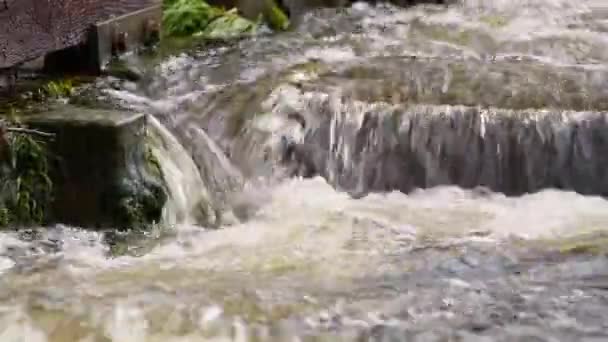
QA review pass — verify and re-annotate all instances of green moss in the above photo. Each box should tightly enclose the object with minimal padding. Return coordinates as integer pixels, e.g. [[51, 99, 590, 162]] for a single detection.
[[163, 0, 258, 38], [162, 0, 291, 39], [201, 9, 259, 38], [263, 0, 290, 31], [0, 78, 83, 117], [42, 79, 75, 99], [117, 196, 146, 228], [99, 142, 167, 231], [163, 0, 222, 37], [111, 176, 167, 231]]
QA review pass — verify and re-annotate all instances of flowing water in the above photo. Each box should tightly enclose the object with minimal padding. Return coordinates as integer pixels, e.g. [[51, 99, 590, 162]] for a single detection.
[[3, 0, 608, 340]]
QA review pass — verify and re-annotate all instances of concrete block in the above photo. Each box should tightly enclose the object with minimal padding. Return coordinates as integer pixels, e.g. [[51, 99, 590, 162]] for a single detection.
[[24, 106, 166, 229]]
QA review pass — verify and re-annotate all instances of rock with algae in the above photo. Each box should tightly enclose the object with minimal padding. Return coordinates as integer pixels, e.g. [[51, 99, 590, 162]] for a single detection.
[[19, 105, 168, 230]]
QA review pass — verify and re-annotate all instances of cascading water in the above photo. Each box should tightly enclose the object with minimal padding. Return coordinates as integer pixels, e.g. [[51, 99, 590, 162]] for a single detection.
[[145, 115, 218, 226], [272, 85, 608, 197], [2, 0, 608, 341]]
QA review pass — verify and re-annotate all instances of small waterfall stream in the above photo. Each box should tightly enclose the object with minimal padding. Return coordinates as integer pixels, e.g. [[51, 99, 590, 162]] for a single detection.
[[272, 86, 608, 197], [147, 114, 249, 227], [2, 0, 608, 340], [145, 116, 217, 226]]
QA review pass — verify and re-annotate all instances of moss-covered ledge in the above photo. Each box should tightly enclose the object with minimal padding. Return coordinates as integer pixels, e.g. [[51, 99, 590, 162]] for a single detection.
[[15, 105, 168, 230]]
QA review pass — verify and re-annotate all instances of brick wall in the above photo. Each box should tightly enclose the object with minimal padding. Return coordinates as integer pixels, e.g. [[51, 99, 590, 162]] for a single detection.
[[0, 0, 157, 69]]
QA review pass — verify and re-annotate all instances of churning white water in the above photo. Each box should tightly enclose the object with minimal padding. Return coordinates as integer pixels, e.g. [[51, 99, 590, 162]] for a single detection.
[[2, 177, 608, 340]]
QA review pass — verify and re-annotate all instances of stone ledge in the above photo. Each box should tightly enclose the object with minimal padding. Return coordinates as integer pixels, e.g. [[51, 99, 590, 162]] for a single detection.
[[23, 105, 166, 229]]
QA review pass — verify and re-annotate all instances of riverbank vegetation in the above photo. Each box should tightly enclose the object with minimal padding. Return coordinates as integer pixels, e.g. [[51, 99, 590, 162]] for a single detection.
[[0, 117, 54, 228], [0, 0, 290, 229], [0, 78, 79, 228], [162, 0, 289, 37]]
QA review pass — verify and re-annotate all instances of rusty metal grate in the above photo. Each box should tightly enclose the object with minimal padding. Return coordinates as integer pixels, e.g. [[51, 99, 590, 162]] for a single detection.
[[0, 0, 157, 69]]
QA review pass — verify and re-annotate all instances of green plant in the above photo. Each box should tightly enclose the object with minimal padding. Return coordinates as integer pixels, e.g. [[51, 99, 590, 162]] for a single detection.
[[0, 130, 53, 227], [263, 0, 290, 31], [163, 0, 178, 9], [42, 79, 74, 98], [162, 0, 271, 38], [162, 0, 224, 37], [202, 8, 259, 38]]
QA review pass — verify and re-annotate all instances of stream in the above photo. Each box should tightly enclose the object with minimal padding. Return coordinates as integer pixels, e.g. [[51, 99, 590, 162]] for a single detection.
[[2, 0, 608, 340]]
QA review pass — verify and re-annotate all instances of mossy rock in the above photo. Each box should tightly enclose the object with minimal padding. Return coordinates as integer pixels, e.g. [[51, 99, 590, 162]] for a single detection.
[[107, 175, 167, 230], [20, 105, 169, 230]]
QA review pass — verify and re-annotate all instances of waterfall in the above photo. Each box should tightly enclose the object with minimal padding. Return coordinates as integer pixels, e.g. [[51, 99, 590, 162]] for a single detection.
[[145, 115, 249, 227], [272, 86, 608, 197], [145, 116, 216, 226]]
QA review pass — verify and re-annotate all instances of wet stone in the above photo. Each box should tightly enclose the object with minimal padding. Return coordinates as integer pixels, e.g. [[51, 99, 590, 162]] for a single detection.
[[23, 105, 167, 229]]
